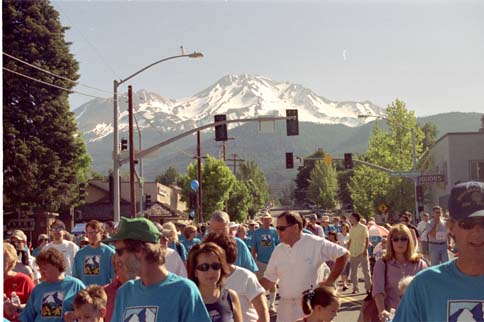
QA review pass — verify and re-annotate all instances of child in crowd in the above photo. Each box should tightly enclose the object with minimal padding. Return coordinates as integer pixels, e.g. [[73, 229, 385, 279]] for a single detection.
[[296, 286, 340, 322], [73, 285, 107, 322]]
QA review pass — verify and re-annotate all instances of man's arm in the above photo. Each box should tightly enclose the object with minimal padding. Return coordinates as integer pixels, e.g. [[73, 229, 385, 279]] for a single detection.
[[320, 251, 350, 286], [260, 277, 276, 291], [251, 245, 257, 260]]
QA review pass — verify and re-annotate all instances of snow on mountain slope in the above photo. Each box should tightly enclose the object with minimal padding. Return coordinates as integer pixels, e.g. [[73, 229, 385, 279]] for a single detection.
[[74, 74, 385, 143]]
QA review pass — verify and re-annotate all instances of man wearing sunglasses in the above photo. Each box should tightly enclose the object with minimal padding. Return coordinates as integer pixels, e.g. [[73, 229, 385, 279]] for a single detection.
[[260, 211, 350, 322], [106, 217, 211, 322], [393, 181, 484, 322]]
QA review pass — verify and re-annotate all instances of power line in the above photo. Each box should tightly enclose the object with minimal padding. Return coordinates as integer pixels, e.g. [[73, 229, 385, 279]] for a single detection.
[[3, 52, 112, 94], [3, 67, 104, 99]]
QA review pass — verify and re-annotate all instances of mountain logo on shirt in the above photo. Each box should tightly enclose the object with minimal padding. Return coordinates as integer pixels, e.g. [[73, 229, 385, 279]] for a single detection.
[[448, 300, 483, 322], [123, 306, 158, 322], [41, 291, 64, 317], [84, 255, 100, 275], [261, 234, 273, 247]]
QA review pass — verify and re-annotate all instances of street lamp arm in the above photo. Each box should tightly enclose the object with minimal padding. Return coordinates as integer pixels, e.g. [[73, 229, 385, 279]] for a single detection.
[[121, 116, 288, 164], [118, 52, 204, 86]]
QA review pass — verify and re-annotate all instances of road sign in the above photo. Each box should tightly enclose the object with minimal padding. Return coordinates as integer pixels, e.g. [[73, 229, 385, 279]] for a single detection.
[[378, 203, 389, 213], [324, 154, 333, 166], [390, 171, 420, 177], [417, 174, 445, 184]]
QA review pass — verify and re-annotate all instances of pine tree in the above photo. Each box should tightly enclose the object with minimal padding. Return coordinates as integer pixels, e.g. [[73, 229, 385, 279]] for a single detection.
[[3, 0, 91, 212]]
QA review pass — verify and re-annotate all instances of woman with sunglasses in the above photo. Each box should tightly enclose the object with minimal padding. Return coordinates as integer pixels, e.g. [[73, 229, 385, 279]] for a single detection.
[[188, 242, 243, 322], [372, 224, 427, 322]]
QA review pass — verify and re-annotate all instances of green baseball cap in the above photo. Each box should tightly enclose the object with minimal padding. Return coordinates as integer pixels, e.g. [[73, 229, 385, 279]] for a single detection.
[[104, 217, 160, 243]]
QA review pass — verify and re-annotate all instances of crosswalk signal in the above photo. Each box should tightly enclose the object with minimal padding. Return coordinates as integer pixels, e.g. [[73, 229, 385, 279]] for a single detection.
[[189, 192, 198, 210], [344, 153, 353, 169], [416, 185, 424, 203], [286, 109, 299, 136], [121, 138, 128, 151], [214, 114, 228, 141], [79, 183, 86, 201], [286, 152, 294, 169]]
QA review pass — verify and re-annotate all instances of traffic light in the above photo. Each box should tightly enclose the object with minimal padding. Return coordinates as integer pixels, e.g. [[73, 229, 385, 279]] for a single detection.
[[344, 153, 353, 169], [286, 109, 299, 136], [286, 152, 294, 169], [189, 192, 198, 210], [416, 185, 424, 203], [214, 114, 228, 141], [121, 138, 128, 151], [79, 183, 86, 201]]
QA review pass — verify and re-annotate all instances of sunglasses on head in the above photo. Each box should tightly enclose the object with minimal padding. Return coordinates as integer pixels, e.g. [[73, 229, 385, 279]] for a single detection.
[[391, 237, 409, 242], [276, 223, 295, 232], [196, 262, 222, 272], [457, 218, 484, 230]]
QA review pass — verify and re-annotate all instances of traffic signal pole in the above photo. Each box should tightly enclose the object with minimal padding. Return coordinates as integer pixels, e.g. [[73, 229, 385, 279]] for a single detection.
[[128, 86, 136, 217], [197, 131, 203, 223]]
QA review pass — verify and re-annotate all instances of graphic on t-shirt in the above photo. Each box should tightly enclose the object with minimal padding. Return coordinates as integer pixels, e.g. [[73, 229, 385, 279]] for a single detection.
[[41, 291, 64, 318], [261, 234, 273, 247], [208, 309, 223, 322], [84, 255, 100, 275], [123, 306, 158, 322], [448, 300, 483, 322]]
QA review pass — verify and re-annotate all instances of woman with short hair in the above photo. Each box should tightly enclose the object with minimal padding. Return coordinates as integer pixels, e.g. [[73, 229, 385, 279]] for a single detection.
[[181, 224, 202, 253], [163, 222, 188, 262]]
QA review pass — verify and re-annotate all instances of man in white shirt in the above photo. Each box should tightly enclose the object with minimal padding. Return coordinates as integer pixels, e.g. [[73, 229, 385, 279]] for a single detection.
[[43, 220, 79, 275], [417, 212, 430, 262], [427, 205, 450, 266], [260, 211, 350, 322]]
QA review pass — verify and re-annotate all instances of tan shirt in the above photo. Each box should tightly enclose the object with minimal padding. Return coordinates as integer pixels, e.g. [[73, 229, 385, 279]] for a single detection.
[[349, 223, 368, 257]]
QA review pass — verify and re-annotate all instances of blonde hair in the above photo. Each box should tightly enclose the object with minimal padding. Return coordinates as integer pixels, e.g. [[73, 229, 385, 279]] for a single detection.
[[183, 225, 198, 239], [163, 222, 179, 243], [3, 242, 18, 272], [73, 285, 107, 312], [384, 224, 421, 263]]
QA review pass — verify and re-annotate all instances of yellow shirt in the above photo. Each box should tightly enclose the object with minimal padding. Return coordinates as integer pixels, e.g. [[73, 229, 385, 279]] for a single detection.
[[349, 223, 368, 257]]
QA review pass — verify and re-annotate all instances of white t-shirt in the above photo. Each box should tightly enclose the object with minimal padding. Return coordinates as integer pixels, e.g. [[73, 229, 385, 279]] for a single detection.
[[165, 248, 187, 277], [225, 266, 265, 322], [417, 220, 429, 241], [43, 240, 79, 275], [337, 233, 350, 248]]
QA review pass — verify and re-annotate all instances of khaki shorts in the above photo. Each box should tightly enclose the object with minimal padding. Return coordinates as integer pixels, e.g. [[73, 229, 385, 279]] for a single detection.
[[255, 260, 268, 280]]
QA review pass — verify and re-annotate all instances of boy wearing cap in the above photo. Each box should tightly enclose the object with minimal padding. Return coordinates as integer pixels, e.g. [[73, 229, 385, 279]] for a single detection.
[[32, 234, 49, 257], [394, 181, 484, 322], [44, 220, 79, 276], [107, 217, 211, 322]]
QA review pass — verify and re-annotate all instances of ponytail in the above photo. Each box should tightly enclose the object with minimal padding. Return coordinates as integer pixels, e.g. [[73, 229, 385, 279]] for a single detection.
[[301, 286, 339, 316]]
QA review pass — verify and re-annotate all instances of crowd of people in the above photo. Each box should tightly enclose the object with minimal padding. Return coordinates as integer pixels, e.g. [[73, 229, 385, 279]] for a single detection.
[[3, 180, 483, 322]]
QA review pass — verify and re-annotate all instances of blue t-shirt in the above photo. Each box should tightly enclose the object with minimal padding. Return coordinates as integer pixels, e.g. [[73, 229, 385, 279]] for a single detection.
[[322, 224, 336, 236], [180, 237, 201, 253], [234, 237, 258, 272], [303, 228, 314, 235], [19, 275, 85, 322], [393, 259, 484, 322], [111, 273, 211, 322], [169, 241, 188, 261], [251, 227, 279, 264], [73, 243, 115, 286]]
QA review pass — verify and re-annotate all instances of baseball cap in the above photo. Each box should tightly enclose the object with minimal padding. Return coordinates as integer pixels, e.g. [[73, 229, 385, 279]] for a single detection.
[[104, 217, 160, 243], [38, 234, 49, 241], [51, 221, 66, 230], [11, 230, 27, 242], [448, 181, 484, 221]]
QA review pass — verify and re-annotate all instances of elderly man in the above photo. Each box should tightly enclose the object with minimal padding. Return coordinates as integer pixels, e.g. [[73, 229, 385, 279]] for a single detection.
[[43, 220, 79, 276], [73, 220, 115, 286], [307, 214, 324, 237], [394, 181, 484, 322], [106, 217, 210, 322], [210, 210, 259, 272], [260, 211, 350, 322], [427, 205, 450, 266]]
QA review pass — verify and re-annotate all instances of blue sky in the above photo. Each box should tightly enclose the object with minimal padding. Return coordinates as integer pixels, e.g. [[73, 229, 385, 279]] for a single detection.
[[52, 0, 484, 116]]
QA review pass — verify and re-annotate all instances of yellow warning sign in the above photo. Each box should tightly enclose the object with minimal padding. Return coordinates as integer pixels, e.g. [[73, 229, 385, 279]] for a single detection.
[[378, 203, 389, 213]]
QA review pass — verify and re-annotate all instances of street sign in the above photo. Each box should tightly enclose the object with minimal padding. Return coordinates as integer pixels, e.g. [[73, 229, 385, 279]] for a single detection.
[[378, 203, 389, 213], [417, 174, 445, 184], [390, 171, 420, 177]]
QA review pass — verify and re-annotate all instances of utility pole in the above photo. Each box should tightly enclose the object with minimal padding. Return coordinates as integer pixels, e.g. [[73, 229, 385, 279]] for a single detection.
[[197, 131, 203, 223], [226, 154, 245, 175], [128, 86, 136, 217]]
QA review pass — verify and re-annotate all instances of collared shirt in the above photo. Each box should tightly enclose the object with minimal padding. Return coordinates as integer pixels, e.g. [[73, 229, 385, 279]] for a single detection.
[[264, 233, 348, 299], [349, 223, 368, 257]]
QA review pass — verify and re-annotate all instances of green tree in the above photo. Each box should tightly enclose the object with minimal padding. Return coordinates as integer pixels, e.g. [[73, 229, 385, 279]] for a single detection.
[[181, 156, 237, 221], [348, 99, 424, 217], [227, 180, 251, 222], [155, 166, 180, 186], [307, 161, 338, 209], [238, 160, 270, 218], [3, 0, 91, 212], [294, 148, 326, 205]]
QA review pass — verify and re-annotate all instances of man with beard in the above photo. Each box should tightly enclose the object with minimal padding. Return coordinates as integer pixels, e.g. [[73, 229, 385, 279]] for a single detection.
[[73, 220, 115, 285], [44, 220, 79, 276], [106, 217, 210, 322], [393, 181, 484, 322]]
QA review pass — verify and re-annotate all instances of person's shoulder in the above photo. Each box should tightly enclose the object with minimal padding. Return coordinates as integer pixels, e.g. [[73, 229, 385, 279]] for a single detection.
[[233, 265, 256, 279], [63, 275, 85, 287], [100, 243, 115, 252]]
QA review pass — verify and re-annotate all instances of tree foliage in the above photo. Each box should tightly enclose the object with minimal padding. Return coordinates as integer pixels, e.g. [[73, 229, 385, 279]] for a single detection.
[[237, 160, 271, 218], [3, 0, 91, 212], [294, 148, 326, 205], [227, 180, 251, 222], [155, 166, 180, 186], [348, 99, 424, 217], [307, 161, 338, 209]]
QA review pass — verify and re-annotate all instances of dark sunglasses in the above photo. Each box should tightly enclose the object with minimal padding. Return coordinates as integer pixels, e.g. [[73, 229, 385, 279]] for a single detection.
[[276, 223, 295, 232], [391, 237, 409, 242], [50, 227, 64, 232], [115, 247, 127, 256], [196, 262, 222, 272], [458, 219, 484, 230]]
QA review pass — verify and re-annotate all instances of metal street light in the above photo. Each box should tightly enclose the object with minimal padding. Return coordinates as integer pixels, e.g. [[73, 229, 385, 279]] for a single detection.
[[358, 114, 419, 221], [113, 51, 204, 222]]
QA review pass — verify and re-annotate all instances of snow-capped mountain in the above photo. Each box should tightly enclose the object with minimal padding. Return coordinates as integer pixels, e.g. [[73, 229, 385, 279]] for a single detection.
[[74, 74, 385, 143]]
